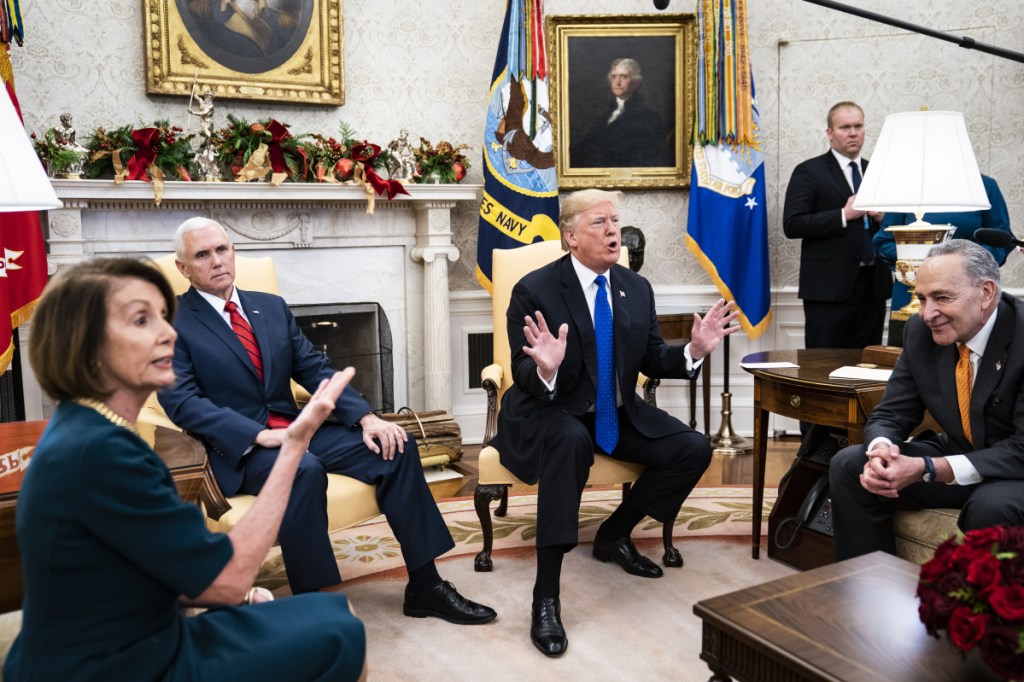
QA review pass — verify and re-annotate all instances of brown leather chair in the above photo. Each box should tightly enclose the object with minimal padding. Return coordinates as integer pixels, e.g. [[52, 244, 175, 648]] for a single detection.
[[473, 240, 681, 572]]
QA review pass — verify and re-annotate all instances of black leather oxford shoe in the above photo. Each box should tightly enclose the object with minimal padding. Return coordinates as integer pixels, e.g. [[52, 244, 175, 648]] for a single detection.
[[403, 580, 497, 624], [531, 597, 567, 657], [592, 535, 664, 578]]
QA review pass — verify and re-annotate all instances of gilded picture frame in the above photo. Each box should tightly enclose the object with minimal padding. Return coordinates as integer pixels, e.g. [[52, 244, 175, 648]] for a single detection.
[[547, 13, 695, 189], [143, 0, 344, 106]]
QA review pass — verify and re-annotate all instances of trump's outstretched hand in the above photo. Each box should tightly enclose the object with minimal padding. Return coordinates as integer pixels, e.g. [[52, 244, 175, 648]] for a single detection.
[[522, 311, 567, 384], [689, 299, 740, 360]]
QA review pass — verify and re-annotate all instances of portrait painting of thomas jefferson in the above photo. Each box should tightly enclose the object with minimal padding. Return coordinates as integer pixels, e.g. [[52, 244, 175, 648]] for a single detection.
[[566, 35, 677, 170], [176, 0, 314, 74]]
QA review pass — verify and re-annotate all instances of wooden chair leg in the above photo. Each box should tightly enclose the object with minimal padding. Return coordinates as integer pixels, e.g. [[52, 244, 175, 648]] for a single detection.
[[662, 512, 683, 567], [474, 484, 509, 572], [495, 485, 509, 517]]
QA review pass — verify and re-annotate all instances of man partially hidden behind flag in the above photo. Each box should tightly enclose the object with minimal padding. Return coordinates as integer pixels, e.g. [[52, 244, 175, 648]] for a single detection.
[[0, 17, 49, 374], [477, 0, 560, 292], [686, 0, 771, 338]]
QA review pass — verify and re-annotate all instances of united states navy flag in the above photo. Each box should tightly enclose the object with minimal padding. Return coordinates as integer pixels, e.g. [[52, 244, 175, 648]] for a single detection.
[[685, 0, 771, 338], [477, 0, 560, 293]]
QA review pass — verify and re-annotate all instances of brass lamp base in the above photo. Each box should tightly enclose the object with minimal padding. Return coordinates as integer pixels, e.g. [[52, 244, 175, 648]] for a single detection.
[[710, 392, 752, 456], [888, 223, 956, 319]]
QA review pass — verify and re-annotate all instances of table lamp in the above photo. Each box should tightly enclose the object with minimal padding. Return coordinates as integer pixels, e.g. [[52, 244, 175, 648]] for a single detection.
[[853, 110, 988, 320], [0, 86, 62, 211]]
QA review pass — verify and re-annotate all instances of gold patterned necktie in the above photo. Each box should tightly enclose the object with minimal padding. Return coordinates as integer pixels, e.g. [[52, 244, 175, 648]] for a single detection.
[[956, 343, 973, 445]]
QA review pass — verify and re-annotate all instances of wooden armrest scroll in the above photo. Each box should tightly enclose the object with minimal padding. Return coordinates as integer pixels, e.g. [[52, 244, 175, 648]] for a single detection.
[[200, 458, 232, 521]]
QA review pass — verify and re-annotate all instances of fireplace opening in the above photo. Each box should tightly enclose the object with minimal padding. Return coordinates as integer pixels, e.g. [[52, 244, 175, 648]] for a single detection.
[[291, 303, 394, 413]]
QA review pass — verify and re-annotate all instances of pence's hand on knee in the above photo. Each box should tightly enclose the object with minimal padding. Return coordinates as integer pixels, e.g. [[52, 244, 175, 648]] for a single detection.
[[359, 412, 407, 460]]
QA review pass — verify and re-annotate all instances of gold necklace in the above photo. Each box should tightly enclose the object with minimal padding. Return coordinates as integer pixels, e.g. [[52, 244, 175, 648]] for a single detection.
[[73, 398, 140, 437]]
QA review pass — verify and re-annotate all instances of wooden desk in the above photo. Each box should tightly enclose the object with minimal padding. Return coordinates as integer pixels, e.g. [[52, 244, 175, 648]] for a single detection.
[[0, 420, 206, 613], [656, 313, 712, 435], [741, 350, 889, 564], [694, 551, 999, 681]]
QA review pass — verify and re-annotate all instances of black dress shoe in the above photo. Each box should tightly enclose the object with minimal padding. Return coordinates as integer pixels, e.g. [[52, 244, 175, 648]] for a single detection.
[[592, 535, 663, 578], [403, 580, 497, 624], [531, 597, 567, 657]]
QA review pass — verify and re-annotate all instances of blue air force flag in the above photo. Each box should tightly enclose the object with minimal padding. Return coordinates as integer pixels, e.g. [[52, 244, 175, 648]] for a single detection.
[[686, 101, 772, 338]]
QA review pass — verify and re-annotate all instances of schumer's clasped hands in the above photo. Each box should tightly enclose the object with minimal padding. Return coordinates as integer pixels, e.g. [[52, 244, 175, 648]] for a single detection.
[[859, 442, 925, 497]]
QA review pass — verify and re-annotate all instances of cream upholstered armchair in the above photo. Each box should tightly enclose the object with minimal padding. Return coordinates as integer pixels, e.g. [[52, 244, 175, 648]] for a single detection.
[[473, 240, 681, 572], [141, 253, 381, 534]]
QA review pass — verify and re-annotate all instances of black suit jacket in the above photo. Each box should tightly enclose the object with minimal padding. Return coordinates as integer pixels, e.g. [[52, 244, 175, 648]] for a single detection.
[[491, 255, 698, 483], [782, 151, 891, 303], [865, 293, 1024, 478]]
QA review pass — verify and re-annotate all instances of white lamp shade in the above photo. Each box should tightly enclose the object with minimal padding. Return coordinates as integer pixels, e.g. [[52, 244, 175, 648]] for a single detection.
[[852, 110, 989, 214], [0, 86, 62, 212]]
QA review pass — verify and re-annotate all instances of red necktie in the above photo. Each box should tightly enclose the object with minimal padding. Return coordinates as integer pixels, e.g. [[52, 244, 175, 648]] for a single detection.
[[224, 301, 291, 429]]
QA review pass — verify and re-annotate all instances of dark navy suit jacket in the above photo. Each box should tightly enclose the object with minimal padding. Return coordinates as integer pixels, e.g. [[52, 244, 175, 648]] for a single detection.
[[158, 287, 372, 496], [491, 255, 698, 484]]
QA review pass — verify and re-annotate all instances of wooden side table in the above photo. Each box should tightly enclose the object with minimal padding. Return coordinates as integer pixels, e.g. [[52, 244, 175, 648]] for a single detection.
[[0, 420, 206, 613], [656, 313, 712, 435], [741, 349, 888, 569]]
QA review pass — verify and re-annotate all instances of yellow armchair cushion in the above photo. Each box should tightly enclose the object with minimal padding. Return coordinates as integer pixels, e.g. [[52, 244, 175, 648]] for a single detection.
[[477, 445, 644, 487], [206, 475, 381, 535]]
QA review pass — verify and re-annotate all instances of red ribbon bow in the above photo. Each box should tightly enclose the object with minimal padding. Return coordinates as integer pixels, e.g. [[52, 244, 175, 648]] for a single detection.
[[351, 141, 409, 199], [127, 127, 160, 181], [265, 119, 291, 174]]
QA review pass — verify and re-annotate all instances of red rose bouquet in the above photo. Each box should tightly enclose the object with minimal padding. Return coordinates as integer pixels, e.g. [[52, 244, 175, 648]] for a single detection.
[[918, 525, 1024, 679]]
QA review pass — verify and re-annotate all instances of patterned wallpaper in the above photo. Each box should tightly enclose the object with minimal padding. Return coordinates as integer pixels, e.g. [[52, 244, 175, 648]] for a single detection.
[[9, 0, 1024, 294]]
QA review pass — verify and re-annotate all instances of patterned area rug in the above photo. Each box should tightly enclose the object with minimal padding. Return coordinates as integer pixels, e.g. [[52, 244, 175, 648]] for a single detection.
[[255, 487, 776, 591]]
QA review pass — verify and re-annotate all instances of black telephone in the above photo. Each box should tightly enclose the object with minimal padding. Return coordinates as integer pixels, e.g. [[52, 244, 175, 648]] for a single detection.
[[774, 475, 834, 550], [796, 476, 833, 536]]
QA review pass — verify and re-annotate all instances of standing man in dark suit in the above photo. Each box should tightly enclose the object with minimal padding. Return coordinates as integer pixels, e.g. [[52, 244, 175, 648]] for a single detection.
[[158, 218, 496, 625], [783, 101, 891, 349], [491, 189, 738, 656], [830, 240, 1024, 560]]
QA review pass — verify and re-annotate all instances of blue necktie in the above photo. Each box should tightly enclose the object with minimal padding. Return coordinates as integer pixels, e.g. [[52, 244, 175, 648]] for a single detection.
[[849, 161, 874, 264], [594, 275, 618, 453]]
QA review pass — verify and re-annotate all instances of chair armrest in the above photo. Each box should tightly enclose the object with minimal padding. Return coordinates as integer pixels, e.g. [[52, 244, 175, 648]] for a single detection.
[[201, 458, 233, 521], [640, 373, 660, 406], [291, 380, 311, 408], [481, 363, 504, 445]]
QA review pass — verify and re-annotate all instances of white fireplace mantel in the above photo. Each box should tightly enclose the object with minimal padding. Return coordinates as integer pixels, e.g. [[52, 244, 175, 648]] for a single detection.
[[34, 179, 483, 417]]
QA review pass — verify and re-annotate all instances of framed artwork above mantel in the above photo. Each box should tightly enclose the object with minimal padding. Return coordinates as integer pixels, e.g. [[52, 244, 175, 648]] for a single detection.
[[143, 0, 345, 106]]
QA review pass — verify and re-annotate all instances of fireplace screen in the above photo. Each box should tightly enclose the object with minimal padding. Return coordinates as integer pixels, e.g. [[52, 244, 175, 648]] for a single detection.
[[291, 303, 394, 413]]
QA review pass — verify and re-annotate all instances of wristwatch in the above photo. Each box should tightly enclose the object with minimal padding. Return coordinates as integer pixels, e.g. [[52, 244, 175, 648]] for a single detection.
[[922, 455, 936, 483]]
